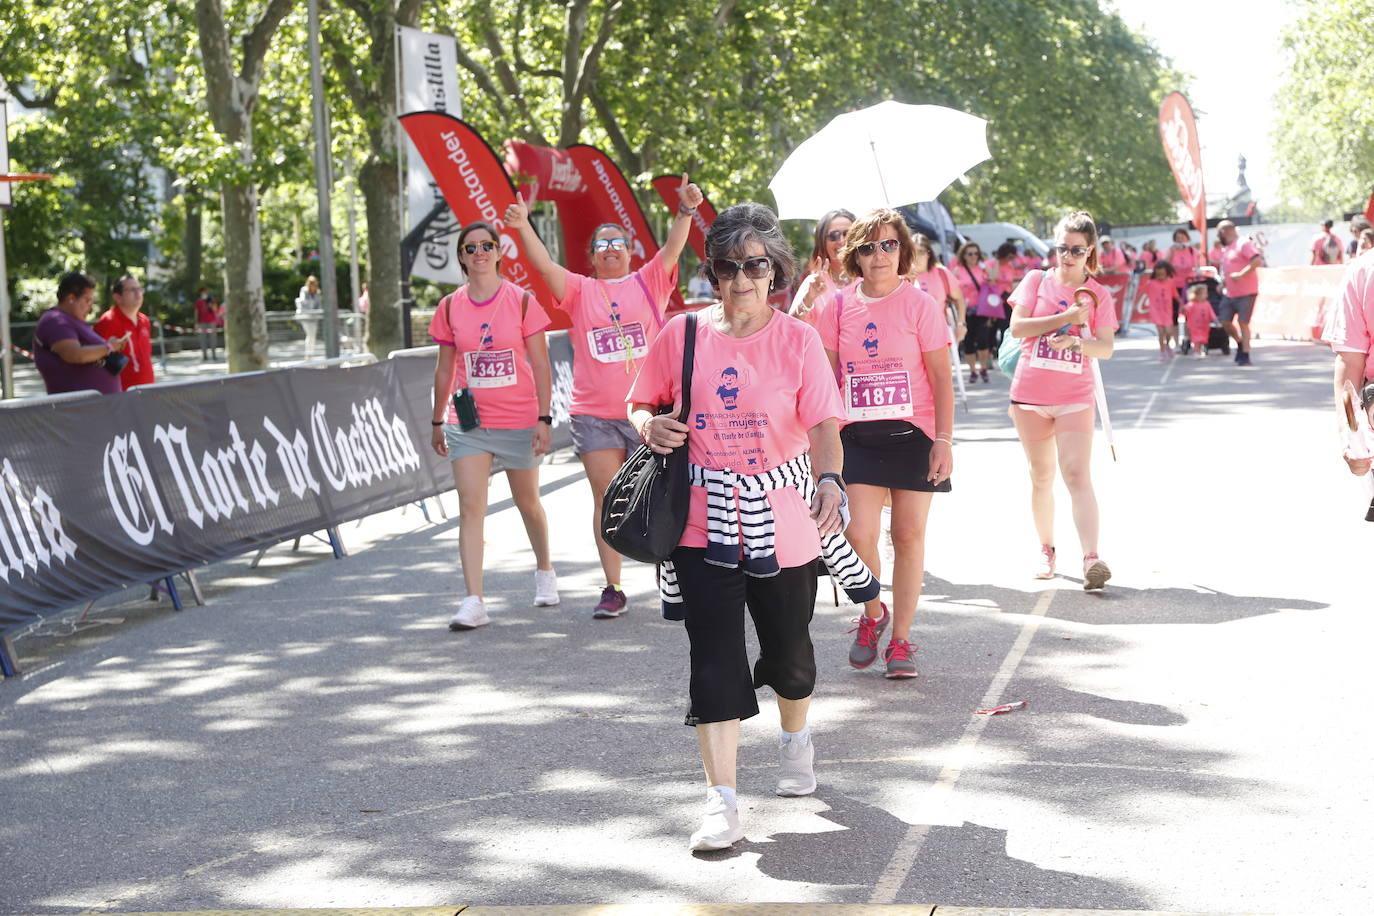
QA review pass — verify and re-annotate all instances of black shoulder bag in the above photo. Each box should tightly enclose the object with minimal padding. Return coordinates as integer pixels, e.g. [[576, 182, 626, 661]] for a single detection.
[[600, 311, 697, 563]]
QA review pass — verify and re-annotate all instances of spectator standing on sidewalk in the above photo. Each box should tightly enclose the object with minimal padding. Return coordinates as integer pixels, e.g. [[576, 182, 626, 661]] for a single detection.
[[194, 286, 222, 361], [93, 274, 155, 390], [1311, 219, 1345, 266], [1214, 220, 1263, 366], [428, 222, 558, 631], [32, 271, 128, 396], [504, 174, 703, 620]]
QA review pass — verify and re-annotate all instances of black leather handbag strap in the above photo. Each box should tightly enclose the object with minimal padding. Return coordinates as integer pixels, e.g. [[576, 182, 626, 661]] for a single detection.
[[676, 311, 697, 423]]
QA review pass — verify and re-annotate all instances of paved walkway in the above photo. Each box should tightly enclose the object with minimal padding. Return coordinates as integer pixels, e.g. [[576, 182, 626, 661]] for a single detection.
[[2, 333, 1363, 915]]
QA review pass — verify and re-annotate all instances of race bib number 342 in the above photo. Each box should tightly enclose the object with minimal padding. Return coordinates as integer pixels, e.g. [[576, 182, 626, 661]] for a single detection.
[[846, 370, 912, 421], [464, 348, 518, 388]]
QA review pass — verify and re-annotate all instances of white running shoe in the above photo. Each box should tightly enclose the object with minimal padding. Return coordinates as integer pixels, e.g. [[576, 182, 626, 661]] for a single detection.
[[533, 568, 560, 606], [776, 737, 817, 797], [688, 788, 743, 851], [448, 595, 490, 630]]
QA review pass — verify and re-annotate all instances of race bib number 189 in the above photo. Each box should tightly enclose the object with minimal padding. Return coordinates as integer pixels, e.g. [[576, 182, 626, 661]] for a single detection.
[[588, 322, 649, 363]]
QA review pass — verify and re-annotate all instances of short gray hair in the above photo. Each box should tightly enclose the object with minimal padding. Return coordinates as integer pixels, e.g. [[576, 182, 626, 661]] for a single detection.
[[702, 202, 798, 293]]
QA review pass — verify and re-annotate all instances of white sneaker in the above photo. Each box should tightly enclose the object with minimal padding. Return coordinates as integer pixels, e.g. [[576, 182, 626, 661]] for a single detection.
[[533, 568, 560, 606], [776, 737, 817, 797], [447, 595, 490, 630], [688, 788, 743, 851]]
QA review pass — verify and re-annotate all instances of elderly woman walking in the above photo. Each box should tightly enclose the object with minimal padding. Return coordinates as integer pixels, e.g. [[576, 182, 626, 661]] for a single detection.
[[629, 202, 876, 851]]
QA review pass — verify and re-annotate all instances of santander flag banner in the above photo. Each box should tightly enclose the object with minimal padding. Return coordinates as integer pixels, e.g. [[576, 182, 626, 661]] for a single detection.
[[504, 140, 604, 286], [1158, 92, 1207, 249], [397, 112, 556, 318], [397, 26, 462, 285], [652, 174, 716, 262]]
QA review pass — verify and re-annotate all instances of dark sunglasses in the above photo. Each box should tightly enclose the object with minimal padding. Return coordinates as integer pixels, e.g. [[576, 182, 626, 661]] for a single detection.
[[462, 240, 498, 254], [825, 229, 847, 242], [1054, 245, 1091, 258], [856, 238, 902, 257], [593, 238, 629, 252], [711, 256, 772, 281]]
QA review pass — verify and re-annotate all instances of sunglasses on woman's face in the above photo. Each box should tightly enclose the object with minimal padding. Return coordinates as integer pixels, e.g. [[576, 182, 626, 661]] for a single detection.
[[825, 229, 847, 242], [593, 238, 629, 252], [462, 240, 498, 254], [711, 256, 772, 281], [856, 238, 901, 257], [1054, 245, 1091, 258], [964, 250, 981, 259]]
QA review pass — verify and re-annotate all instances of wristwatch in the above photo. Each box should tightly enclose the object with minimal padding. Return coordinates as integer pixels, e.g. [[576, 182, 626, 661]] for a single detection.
[[818, 472, 845, 492], [538, 415, 553, 425]]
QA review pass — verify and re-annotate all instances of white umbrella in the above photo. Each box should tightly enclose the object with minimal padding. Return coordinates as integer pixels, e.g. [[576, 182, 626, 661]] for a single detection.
[[769, 101, 991, 219]]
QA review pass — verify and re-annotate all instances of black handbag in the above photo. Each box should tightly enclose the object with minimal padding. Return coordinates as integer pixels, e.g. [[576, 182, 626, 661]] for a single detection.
[[600, 312, 697, 563]]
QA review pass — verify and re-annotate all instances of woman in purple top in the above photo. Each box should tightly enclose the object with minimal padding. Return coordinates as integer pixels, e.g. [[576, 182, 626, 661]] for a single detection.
[[33, 272, 129, 396]]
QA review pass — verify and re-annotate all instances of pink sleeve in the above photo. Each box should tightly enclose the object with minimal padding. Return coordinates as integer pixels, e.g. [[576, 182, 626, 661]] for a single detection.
[[794, 326, 845, 430], [427, 295, 454, 345], [1331, 266, 1372, 354], [628, 315, 684, 406], [913, 290, 948, 352], [1008, 271, 1039, 310], [637, 256, 679, 314], [551, 268, 582, 313], [1093, 283, 1120, 332], [813, 291, 842, 350], [1245, 241, 1262, 262], [520, 291, 553, 337]]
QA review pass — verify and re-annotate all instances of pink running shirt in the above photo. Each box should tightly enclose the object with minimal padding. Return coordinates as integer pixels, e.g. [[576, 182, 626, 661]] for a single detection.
[[951, 259, 990, 304], [813, 280, 949, 437], [1099, 246, 1129, 274], [555, 257, 677, 419], [1219, 238, 1263, 297], [428, 280, 552, 428], [1312, 232, 1345, 265], [1138, 277, 1176, 326], [1182, 299, 1216, 344], [1008, 272, 1119, 407], [628, 310, 844, 567], [1164, 244, 1202, 291], [1323, 249, 1374, 367], [912, 265, 958, 345]]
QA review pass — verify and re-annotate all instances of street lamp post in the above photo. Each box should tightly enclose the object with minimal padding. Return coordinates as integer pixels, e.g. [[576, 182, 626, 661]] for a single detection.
[[307, 0, 340, 358]]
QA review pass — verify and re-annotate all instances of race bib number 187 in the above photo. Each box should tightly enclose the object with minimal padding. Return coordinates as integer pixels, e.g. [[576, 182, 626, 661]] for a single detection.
[[846, 370, 912, 421]]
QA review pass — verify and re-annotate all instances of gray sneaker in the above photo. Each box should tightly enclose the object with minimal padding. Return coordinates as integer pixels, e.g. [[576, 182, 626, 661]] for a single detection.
[[776, 737, 817, 797], [848, 603, 890, 669], [883, 638, 919, 679]]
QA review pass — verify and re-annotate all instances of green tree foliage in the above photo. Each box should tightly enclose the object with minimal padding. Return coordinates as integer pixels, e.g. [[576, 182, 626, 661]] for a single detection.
[[1273, 0, 1374, 217]]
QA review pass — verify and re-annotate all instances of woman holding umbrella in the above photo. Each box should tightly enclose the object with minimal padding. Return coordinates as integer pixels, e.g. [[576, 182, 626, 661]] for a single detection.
[[1005, 211, 1117, 590], [504, 175, 704, 619], [789, 209, 855, 317]]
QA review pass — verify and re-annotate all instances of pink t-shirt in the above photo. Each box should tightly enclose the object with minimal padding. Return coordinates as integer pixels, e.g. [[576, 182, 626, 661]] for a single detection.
[[1312, 232, 1345, 265], [1219, 238, 1263, 297], [911, 264, 953, 305], [1138, 277, 1176, 326], [627, 310, 844, 567], [1008, 272, 1119, 407], [1099, 247, 1129, 275], [813, 281, 949, 437], [1323, 249, 1374, 367], [1182, 299, 1216, 343], [428, 280, 552, 428], [555, 257, 677, 419], [988, 258, 1017, 295], [951, 259, 990, 304], [1164, 244, 1202, 289]]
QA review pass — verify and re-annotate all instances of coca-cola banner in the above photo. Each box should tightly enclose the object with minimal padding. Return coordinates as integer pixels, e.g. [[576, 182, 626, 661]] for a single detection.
[[398, 112, 557, 312], [0, 358, 451, 627], [1158, 92, 1208, 250]]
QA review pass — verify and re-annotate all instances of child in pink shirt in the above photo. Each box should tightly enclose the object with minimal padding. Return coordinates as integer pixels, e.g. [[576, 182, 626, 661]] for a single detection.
[[1182, 283, 1216, 358], [1137, 263, 1179, 360]]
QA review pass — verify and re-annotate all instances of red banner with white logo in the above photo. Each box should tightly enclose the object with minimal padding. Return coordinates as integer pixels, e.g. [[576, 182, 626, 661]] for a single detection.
[[1158, 92, 1208, 252], [651, 174, 717, 262], [397, 112, 563, 328]]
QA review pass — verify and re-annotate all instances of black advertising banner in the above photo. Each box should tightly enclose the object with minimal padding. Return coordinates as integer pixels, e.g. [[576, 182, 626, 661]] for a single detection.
[[0, 357, 453, 628]]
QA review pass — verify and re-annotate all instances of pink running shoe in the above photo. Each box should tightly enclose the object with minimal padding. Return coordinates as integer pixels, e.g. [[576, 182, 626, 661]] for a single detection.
[[883, 638, 919, 679], [1083, 553, 1112, 590], [1035, 544, 1056, 580], [592, 585, 628, 619], [848, 603, 890, 669]]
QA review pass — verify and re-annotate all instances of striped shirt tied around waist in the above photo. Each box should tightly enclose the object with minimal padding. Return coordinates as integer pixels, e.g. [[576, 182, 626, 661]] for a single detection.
[[659, 452, 880, 618]]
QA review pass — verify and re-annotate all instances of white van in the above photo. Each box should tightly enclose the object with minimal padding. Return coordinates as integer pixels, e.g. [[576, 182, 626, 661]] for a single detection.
[[955, 222, 1050, 259]]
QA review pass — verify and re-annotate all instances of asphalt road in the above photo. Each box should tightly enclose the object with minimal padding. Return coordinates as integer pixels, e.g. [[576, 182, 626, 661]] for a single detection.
[[2, 331, 1368, 915]]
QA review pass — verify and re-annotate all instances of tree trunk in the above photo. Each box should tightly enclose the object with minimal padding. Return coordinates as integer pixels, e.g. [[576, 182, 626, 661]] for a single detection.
[[361, 156, 402, 357], [221, 179, 270, 371], [182, 187, 203, 298]]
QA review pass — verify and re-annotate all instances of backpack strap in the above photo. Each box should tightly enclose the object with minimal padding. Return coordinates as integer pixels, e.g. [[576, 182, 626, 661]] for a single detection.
[[677, 312, 697, 422]]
